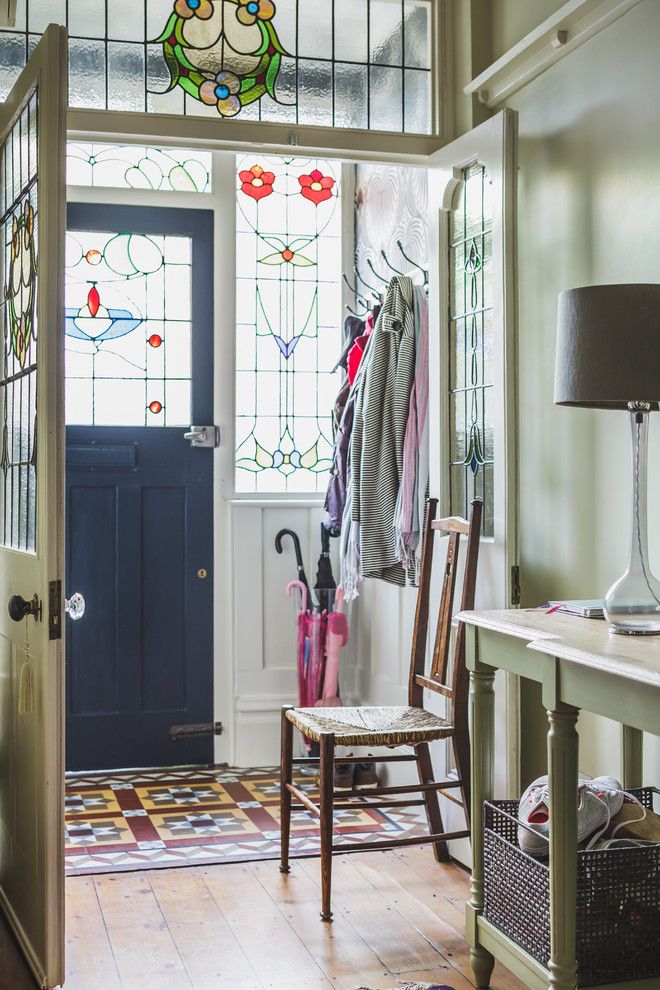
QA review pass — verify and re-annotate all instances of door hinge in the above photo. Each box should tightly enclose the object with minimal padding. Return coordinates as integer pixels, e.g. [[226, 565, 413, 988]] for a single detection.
[[169, 721, 223, 741], [48, 580, 62, 640], [510, 564, 521, 606]]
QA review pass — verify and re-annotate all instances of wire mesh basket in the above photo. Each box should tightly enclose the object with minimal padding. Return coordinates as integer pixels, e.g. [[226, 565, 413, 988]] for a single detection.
[[483, 790, 660, 987]]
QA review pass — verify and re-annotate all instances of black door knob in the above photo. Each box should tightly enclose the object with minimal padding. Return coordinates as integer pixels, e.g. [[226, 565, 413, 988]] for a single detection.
[[8, 594, 41, 622]]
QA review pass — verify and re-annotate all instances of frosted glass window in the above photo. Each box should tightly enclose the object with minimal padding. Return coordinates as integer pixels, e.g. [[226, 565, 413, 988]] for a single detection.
[[65, 229, 192, 427], [448, 163, 494, 538], [67, 143, 212, 192], [0, 1, 434, 134], [235, 156, 342, 494]]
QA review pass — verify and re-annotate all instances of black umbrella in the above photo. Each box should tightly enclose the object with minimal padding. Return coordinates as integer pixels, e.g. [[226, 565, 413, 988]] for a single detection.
[[314, 524, 337, 613], [275, 529, 313, 607]]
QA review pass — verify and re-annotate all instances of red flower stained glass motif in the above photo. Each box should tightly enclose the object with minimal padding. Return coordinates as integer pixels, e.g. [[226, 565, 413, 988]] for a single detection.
[[148, 400, 163, 415], [148, 334, 163, 348], [299, 169, 334, 205], [240, 164, 275, 201]]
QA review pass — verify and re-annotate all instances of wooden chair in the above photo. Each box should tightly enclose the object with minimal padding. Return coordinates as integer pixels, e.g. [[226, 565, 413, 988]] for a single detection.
[[279, 497, 483, 921]]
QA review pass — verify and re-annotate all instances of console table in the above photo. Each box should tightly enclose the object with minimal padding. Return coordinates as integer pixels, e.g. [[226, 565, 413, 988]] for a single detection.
[[458, 608, 660, 990]]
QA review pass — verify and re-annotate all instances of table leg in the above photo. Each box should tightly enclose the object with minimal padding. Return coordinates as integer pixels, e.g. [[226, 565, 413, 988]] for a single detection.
[[547, 703, 579, 990], [468, 667, 496, 989], [622, 725, 643, 789]]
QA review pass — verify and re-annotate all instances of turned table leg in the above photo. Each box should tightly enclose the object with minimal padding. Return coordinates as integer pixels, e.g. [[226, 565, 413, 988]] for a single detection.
[[468, 665, 496, 990], [547, 703, 579, 990]]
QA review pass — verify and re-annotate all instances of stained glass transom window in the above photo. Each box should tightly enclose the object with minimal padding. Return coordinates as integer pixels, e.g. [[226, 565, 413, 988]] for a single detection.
[[0, 1, 433, 134], [448, 163, 494, 538], [1, 91, 38, 553], [235, 155, 341, 493], [65, 229, 193, 426], [67, 143, 212, 193]]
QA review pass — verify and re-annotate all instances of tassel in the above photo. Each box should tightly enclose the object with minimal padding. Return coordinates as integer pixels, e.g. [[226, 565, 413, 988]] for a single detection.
[[18, 658, 34, 717], [18, 623, 34, 717]]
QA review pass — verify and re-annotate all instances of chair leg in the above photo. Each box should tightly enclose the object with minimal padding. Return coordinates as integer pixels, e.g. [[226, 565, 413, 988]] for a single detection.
[[280, 706, 294, 874], [319, 732, 335, 921], [415, 742, 449, 862]]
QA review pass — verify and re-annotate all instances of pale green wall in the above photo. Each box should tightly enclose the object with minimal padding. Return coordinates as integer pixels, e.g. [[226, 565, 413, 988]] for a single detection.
[[488, 0, 566, 60], [501, 0, 660, 785]]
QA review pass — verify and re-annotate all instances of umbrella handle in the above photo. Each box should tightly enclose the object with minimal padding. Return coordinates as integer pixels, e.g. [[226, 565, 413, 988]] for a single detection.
[[287, 580, 308, 613], [275, 528, 305, 570]]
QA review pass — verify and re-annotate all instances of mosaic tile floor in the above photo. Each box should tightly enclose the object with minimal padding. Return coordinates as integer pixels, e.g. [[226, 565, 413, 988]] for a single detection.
[[65, 765, 428, 876]]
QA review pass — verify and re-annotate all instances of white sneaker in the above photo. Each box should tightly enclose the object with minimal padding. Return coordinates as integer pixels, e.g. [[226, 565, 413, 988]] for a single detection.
[[517, 774, 625, 858]]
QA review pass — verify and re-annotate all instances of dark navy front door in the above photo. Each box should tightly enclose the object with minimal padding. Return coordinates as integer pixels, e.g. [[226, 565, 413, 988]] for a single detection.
[[65, 204, 214, 771]]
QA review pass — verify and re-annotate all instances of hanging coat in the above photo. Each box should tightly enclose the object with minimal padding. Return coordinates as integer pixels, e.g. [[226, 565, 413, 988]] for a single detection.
[[348, 276, 416, 590]]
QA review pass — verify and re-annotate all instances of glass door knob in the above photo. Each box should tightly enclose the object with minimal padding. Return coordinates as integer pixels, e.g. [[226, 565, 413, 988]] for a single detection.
[[65, 593, 86, 621]]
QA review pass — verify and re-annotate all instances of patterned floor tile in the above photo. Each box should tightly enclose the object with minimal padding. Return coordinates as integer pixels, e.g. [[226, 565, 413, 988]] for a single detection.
[[135, 782, 232, 810], [65, 765, 429, 876]]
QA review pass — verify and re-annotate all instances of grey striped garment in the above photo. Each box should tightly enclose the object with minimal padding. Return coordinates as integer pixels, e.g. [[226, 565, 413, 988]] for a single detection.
[[350, 276, 416, 587]]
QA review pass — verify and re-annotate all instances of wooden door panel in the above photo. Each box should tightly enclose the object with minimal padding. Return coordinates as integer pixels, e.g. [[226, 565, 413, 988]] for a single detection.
[[65, 204, 214, 771], [68, 484, 119, 714], [0, 25, 67, 987]]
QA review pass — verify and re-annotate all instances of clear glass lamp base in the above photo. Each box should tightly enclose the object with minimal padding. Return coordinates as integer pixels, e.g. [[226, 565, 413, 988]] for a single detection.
[[604, 568, 660, 634], [604, 405, 660, 636]]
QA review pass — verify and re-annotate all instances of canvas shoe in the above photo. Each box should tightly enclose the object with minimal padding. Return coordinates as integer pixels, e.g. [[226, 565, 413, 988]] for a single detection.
[[517, 774, 625, 858]]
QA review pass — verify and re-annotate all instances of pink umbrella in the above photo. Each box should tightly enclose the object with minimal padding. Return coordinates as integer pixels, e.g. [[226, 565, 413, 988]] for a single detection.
[[320, 588, 348, 701], [287, 581, 329, 751], [287, 581, 308, 708]]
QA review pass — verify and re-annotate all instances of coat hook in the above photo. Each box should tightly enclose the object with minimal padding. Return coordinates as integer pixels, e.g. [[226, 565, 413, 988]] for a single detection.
[[397, 240, 429, 284], [380, 249, 406, 277], [366, 257, 390, 287], [354, 256, 382, 298]]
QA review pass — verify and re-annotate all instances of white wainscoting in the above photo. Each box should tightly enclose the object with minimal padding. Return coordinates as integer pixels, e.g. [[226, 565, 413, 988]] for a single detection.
[[230, 501, 358, 767]]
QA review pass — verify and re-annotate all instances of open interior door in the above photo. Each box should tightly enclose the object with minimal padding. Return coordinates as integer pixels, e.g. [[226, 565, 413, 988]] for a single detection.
[[0, 23, 67, 989], [426, 110, 519, 856]]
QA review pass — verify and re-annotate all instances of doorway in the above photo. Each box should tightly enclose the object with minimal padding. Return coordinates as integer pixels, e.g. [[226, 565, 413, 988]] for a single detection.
[[64, 203, 215, 771]]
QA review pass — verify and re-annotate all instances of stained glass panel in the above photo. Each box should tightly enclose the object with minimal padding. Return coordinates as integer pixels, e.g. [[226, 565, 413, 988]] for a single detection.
[[0, 1, 433, 134], [0, 91, 38, 553], [67, 143, 212, 193], [448, 163, 494, 538], [235, 155, 341, 493], [65, 229, 193, 426]]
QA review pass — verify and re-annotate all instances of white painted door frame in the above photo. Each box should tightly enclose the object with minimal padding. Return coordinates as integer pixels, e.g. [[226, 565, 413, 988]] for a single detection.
[[64, 111, 519, 776], [427, 108, 520, 800]]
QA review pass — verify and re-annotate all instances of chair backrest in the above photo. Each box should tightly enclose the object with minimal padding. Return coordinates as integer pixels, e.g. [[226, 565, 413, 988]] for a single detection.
[[407, 497, 483, 717]]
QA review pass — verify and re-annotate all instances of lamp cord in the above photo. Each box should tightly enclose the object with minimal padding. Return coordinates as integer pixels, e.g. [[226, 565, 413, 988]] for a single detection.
[[634, 415, 660, 609]]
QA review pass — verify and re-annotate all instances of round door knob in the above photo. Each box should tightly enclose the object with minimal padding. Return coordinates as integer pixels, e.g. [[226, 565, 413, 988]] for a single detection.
[[7, 593, 40, 622], [65, 593, 86, 621]]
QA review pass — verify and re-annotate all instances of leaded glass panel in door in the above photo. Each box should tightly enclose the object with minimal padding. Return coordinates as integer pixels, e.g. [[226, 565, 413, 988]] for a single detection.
[[0, 90, 38, 552], [448, 162, 494, 538], [64, 228, 193, 426]]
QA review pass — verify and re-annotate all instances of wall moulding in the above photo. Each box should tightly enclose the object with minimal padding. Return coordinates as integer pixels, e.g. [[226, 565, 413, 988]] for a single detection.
[[465, 0, 642, 109]]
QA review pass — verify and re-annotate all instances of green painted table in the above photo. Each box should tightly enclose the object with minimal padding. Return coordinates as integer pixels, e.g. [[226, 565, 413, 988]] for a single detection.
[[458, 608, 660, 990]]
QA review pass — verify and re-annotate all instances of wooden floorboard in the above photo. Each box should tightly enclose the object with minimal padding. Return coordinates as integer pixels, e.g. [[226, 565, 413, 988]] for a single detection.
[[0, 848, 525, 989]]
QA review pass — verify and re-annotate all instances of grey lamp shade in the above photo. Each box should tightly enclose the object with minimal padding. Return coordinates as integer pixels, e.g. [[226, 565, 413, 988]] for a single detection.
[[554, 284, 660, 409]]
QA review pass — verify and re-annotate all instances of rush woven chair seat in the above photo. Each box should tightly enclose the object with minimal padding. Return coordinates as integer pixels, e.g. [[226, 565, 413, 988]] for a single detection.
[[280, 497, 483, 922], [285, 705, 453, 748]]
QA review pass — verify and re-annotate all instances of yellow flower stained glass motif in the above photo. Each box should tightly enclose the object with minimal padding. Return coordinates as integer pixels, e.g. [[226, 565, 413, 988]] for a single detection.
[[156, 0, 289, 118]]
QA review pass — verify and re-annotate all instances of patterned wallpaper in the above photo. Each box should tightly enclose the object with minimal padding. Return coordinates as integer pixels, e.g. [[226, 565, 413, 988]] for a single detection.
[[353, 163, 428, 298]]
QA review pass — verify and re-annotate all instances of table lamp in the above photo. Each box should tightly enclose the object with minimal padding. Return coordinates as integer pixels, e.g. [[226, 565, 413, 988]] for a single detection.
[[554, 284, 660, 634]]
